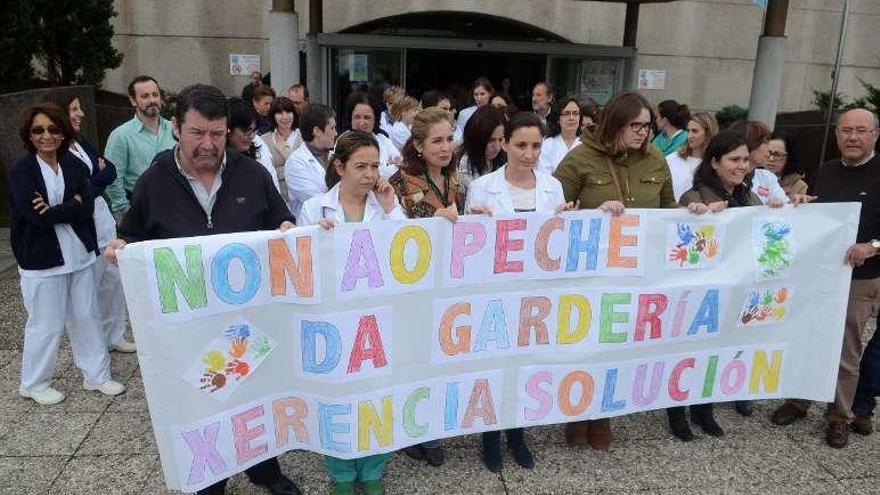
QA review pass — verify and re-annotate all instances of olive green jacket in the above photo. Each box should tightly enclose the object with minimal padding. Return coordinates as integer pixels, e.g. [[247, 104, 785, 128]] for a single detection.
[[553, 131, 676, 209]]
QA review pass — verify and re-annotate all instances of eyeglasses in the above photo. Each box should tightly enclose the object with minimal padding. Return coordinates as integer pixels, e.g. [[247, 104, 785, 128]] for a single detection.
[[628, 122, 652, 134], [837, 127, 876, 137], [30, 126, 62, 136], [767, 151, 788, 160], [561, 111, 580, 118]]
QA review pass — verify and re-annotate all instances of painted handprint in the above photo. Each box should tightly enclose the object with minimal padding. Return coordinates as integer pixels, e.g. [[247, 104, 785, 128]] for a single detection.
[[739, 286, 792, 326], [253, 336, 272, 359], [225, 323, 252, 341], [200, 370, 226, 392], [756, 221, 793, 278], [203, 350, 225, 373], [229, 338, 248, 359], [668, 223, 721, 268], [225, 359, 250, 380]]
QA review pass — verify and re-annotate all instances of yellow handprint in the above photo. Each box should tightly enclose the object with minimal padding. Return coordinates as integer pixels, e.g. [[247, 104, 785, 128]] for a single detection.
[[203, 350, 225, 373]]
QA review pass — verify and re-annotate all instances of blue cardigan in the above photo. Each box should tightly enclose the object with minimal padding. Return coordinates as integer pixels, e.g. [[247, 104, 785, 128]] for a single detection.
[[8, 151, 99, 270], [76, 138, 117, 198]]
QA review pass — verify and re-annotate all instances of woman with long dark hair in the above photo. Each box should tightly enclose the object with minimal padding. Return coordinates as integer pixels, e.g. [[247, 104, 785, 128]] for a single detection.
[[43, 89, 136, 354], [455, 77, 494, 133], [766, 132, 808, 199], [260, 96, 301, 199], [457, 105, 506, 193]]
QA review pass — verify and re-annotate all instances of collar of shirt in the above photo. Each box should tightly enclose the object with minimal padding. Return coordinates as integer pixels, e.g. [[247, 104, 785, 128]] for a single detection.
[[174, 146, 227, 183], [841, 151, 876, 168], [134, 115, 168, 134]]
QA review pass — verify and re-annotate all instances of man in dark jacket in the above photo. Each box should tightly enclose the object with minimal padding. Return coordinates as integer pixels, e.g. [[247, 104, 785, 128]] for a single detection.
[[105, 84, 299, 495], [770, 108, 880, 449]]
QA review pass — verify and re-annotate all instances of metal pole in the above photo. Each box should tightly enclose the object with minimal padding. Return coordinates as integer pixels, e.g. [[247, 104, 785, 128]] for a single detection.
[[819, 0, 850, 167]]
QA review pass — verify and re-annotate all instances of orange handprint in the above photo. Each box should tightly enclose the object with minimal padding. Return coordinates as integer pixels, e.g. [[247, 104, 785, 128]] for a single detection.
[[229, 338, 248, 359], [706, 239, 719, 258], [774, 287, 789, 303]]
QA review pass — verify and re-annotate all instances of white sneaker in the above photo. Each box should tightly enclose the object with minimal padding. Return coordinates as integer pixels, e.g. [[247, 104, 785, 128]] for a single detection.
[[20, 383, 66, 405], [110, 340, 137, 353], [83, 379, 126, 396]]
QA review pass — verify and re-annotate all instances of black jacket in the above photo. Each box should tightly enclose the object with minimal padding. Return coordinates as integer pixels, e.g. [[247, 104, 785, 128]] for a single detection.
[[8, 151, 98, 270], [77, 138, 117, 198], [120, 148, 294, 242]]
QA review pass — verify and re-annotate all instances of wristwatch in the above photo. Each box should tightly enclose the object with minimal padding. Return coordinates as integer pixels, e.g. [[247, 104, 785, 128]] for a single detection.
[[871, 239, 880, 253]]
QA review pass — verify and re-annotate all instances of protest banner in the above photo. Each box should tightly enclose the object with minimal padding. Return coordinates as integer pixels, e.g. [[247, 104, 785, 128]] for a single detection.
[[117, 204, 858, 491]]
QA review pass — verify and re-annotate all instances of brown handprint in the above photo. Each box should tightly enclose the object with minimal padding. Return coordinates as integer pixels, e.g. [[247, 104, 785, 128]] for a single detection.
[[200, 370, 226, 392]]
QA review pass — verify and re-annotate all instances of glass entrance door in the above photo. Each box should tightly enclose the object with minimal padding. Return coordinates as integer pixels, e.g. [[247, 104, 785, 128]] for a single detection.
[[329, 47, 402, 128]]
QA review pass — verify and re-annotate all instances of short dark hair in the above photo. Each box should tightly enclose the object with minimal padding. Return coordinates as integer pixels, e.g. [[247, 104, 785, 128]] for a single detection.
[[226, 97, 257, 131], [421, 90, 450, 109], [288, 83, 309, 99], [472, 77, 494, 95], [326, 131, 380, 189], [128, 75, 159, 98], [268, 97, 298, 131], [174, 84, 228, 125], [534, 81, 555, 98], [504, 111, 545, 140], [19, 103, 72, 154], [693, 130, 752, 204], [769, 131, 804, 177], [546, 96, 581, 137], [657, 100, 691, 130], [299, 104, 335, 142], [462, 106, 506, 177], [252, 85, 276, 102]]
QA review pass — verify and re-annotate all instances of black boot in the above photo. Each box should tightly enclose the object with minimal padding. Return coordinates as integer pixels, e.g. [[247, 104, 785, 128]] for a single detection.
[[735, 400, 753, 417], [481, 431, 503, 472], [667, 407, 694, 441], [506, 428, 534, 469], [691, 404, 724, 437]]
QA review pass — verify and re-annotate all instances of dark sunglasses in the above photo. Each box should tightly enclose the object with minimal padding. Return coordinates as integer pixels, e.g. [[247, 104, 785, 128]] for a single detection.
[[30, 126, 62, 136]]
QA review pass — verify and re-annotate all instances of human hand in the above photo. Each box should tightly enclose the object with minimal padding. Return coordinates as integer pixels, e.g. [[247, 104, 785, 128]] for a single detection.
[[278, 220, 295, 232], [598, 200, 626, 216], [554, 200, 580, 214], [845, 243, 876, 267], [467, 204, 493, 216], [104, 238, 127, 266], [374, 178, 397, 213], [32, 192, 49, 215], [434, 204, 458, 222]]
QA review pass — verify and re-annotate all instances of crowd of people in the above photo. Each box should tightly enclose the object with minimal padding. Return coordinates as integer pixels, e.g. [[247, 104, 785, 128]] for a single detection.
[[8, 71, 880, 495]]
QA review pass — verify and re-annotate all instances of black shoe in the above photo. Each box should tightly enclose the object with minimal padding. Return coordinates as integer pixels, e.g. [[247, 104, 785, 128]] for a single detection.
[[509, 441, 535, 469], [423, 446, 445, 467], [402, 445, 425, 461], [256, 475, 302, 495], [667, 407, 694, 442], [482, 436, 503, 473], [735, 400, 753, 417], [691, 405, 724, 437]]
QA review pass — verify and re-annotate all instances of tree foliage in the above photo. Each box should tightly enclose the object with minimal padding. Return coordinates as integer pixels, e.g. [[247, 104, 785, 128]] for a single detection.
[[0, 0, 123, 92], [0, 0, 40, 92]]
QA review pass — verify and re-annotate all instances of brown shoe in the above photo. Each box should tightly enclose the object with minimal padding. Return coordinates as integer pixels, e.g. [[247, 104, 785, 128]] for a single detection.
[[565, 421, 590, 446], [852, 413, 874, 435], [587, 418, 612, 451], [826, 422, 849, 449], [770, 402, 807, 426]]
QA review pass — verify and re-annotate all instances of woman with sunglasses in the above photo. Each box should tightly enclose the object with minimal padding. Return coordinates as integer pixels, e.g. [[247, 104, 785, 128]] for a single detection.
[[9, 103, 125, 405], [43, 89, 137, 355], [226, 98, 281, 193], [537, 97, 582, 175], [554, 90, 675, 451], [766, 132, 809, 200]]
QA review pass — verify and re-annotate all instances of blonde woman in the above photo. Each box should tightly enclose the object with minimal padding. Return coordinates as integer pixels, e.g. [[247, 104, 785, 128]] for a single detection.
[[665, 112, 719, 201]]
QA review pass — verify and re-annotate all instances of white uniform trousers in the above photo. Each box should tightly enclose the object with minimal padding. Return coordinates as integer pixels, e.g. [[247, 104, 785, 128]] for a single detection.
[[19, 265, 112, 391], [92, 255, 128, 348]]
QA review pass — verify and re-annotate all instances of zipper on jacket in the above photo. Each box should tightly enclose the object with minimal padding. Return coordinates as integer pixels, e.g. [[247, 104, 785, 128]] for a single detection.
[[206, 214, 213, 230]]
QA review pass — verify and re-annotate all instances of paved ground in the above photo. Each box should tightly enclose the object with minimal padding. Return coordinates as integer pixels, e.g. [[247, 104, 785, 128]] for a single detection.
[[1, 228, 879, 494]]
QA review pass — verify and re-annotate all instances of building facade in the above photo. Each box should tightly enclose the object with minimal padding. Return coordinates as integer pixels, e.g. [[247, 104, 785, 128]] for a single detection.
[[104, 0, 880, 112]]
